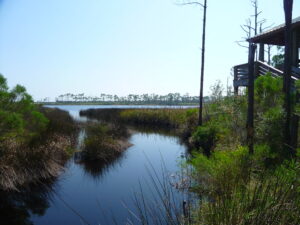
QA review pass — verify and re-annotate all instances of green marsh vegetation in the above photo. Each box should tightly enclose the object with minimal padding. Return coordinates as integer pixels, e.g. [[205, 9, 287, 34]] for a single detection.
[[0, 74, 78, 191], [74, 107, 134, 164], [0, 74, 139, 191], [80, 107, 198, 142], [188, 75, 300, 224], [82, 122, 132, 162], [81, 75, 300, 224]]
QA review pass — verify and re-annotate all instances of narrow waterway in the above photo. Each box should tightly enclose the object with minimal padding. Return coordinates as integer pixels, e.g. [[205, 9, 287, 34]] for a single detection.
[[26, 105, 188, 225]]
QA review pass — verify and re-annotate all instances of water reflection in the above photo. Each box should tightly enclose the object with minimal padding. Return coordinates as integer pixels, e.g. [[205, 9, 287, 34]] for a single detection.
[[76, 151, 127, 180], [26, 105, 189, 225], [0, 180, 57, 225]]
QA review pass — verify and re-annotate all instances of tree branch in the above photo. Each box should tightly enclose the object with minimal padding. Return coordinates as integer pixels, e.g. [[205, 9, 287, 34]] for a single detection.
[[176, 1, 204, 7]]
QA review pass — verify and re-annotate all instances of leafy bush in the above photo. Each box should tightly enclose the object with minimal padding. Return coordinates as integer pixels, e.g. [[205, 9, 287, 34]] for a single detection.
[[253, 75, 285, 153], [254, 74, 284, 112], [255, 106, 285, 153], [190, 147, 249, 196], [271, 47, 284, 70], [190, 124, 217, 155], [0, 74, 49, 143]]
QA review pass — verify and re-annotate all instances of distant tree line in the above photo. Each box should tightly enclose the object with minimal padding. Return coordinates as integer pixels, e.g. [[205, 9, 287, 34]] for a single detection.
[[53, 93, 210, 105]]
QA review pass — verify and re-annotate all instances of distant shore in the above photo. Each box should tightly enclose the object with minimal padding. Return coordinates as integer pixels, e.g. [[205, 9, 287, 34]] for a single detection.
[[37, 101, 199, 106]]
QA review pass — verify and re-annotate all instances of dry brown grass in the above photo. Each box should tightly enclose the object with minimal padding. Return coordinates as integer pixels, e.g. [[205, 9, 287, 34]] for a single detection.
[[0, 107, 78, 191], [0, 134, 75, 191]]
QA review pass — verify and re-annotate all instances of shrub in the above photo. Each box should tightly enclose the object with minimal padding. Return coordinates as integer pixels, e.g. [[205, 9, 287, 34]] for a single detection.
[[253, 75, 286, 153], [190, 147, 249, 197], [0, 74, 49, 144], [255, 106, 285, 153], [190, 124, 217, 155], [254, 74, 284, 113]]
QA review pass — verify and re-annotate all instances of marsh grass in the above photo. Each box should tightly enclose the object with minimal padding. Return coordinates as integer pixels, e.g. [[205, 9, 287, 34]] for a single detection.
[[123, 155, 196, 225], [190, 147, 300, 225], [195, 169, 300, 225], [80, 108, 198, 142], [82, 122, 132, 162], [0, 107, 78, 191], [39, 106, 78, 137]]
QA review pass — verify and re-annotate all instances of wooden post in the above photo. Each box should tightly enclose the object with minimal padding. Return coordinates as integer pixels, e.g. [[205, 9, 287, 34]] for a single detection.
[[259, 43, 265, 62], [234, 87, 238, 95], [283, 0, 294, 156], [234, 67, 238, 95], [247, 43, 256, 155], [291, 30, 299, 150]]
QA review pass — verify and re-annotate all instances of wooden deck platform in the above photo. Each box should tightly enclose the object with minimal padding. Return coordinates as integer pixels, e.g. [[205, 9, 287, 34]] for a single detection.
[[233, 61, 300, 94]]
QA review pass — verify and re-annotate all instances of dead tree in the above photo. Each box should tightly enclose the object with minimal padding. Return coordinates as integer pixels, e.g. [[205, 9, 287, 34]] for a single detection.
[[237, 0, 272, 63], [199, 0, 207, 126], [179, 0, 207, 126], [251, 0, 260, 36], [236, 19, 253, 49], [283, 0, 294, 155]]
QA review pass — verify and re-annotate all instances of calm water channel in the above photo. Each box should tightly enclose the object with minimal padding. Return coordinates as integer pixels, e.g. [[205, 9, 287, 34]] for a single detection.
[[22, 105, 188, 225]]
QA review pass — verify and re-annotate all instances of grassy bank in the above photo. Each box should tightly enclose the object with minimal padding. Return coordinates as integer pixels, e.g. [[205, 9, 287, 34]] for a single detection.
[[0, 75, 78, 191], [80, 107, 198, 141], [0, 107, 78, 191], [81, 122, 132, 162]]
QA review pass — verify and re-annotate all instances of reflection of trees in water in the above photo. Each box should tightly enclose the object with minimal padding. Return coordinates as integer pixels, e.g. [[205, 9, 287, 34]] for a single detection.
[[0, 179, 56, 225], [130, 125, 190, 151], [77, 151, 126, 179], [129, 125, 177, 137]]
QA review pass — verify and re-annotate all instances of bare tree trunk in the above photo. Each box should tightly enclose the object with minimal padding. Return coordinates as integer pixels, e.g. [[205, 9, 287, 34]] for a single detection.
[[253, 0, 258, 61], [283, 0, 294, 155], [247, 43, 256, 154], [198, 0, 207, 126], [253, 0, 258, 36]]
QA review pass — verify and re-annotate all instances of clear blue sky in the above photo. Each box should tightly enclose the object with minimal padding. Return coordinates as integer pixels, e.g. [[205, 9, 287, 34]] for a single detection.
[[0, 0, 299, 101]]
